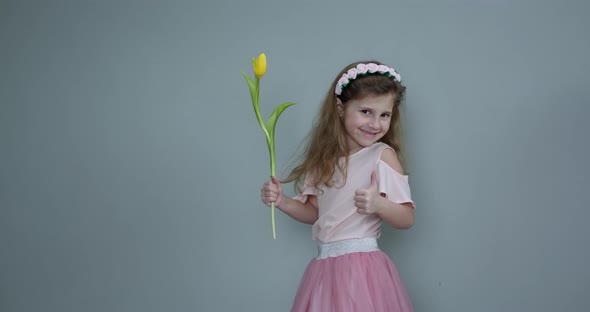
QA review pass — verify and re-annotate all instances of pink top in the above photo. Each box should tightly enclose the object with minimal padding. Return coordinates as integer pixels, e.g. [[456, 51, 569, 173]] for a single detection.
[[294, 142, 415, 244]]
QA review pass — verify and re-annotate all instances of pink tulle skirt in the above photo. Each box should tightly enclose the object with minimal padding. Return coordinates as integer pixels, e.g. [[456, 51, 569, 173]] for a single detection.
[[291, 239, 413, 312]]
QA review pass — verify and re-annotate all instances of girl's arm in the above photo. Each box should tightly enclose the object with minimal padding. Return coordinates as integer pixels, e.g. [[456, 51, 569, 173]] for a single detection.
[[277, 195, 319, 225], [375, 148, 415, 229], [261, 176, 319, 224], [375, 198, 414, 229], [354, 169, 415, 229]]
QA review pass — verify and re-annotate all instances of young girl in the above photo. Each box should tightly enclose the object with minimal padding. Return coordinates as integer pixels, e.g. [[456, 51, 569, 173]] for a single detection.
[[260, 61, 416, 312]]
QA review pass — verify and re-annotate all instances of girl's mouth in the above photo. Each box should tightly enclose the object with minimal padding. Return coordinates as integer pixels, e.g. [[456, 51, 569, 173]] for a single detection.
[[361, 129, 378, 136]]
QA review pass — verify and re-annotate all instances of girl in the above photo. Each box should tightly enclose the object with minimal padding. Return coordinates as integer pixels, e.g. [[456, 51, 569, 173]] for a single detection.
[[260, 61, 416, 312]]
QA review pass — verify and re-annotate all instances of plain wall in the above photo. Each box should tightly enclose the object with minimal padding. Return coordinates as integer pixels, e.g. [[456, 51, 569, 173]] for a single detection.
[[1, 0, 589, 311]]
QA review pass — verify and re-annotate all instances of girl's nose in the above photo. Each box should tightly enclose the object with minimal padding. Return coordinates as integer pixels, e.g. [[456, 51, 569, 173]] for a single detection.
[[369, 117, 380, 129]]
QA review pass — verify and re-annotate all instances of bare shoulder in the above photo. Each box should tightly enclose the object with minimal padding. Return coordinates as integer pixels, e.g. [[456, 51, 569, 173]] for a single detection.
[[380, 147, 405, 175]]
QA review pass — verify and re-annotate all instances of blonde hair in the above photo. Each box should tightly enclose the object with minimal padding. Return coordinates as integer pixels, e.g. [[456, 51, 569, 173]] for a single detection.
[[284, 60, 407, 192]]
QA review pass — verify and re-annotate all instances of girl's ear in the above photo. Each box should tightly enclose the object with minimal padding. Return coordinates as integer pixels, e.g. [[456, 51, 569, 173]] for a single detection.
[[336, 98, 344, 118]]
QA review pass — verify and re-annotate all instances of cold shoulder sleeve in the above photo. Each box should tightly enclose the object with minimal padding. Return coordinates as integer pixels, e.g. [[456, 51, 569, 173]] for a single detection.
[[376, 160, 416, 208]]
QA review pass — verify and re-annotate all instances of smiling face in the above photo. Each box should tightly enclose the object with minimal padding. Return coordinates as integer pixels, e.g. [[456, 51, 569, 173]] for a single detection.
[[337, 93, 395, 155]]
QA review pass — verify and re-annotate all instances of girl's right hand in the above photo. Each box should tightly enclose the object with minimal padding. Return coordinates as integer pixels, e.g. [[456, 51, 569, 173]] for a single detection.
[[261, 176, 283, 208]]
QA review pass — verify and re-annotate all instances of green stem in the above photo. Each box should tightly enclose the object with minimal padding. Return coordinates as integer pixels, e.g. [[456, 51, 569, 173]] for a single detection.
[[269, 139, 276, 239], [254, 77, 270, 139], [257, 77, 275, 239]]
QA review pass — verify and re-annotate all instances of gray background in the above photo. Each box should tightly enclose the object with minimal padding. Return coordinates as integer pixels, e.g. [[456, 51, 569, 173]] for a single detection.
[[2, 0, 589, 311]]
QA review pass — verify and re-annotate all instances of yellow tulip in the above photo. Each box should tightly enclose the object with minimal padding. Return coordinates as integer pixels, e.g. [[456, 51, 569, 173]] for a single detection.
[[242, 52, 295, 239], [252, 53, 267, 78]]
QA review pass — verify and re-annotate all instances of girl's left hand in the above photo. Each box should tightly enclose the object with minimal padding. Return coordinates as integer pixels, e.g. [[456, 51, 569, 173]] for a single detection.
[[354, 171, 382, 215]]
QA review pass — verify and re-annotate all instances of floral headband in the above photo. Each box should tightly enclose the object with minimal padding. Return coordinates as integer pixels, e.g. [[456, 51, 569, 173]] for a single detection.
[[335, 63, 401, 96]]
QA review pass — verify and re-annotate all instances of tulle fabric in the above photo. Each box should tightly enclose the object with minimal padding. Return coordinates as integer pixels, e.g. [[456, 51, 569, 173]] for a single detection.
[[291, 250, 414, 312]]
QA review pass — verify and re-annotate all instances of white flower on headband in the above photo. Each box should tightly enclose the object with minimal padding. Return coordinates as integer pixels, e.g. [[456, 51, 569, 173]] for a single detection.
[[356, 64, 368, 73], [367, 63, 379, 73], [346, 68, 358, 80], [334, 63, 402, 96], [378, 65, 389, 73]]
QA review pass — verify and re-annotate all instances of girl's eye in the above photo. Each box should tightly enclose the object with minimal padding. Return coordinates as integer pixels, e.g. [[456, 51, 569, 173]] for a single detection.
[[361, 110, 370, 115], [382, 113, 391, 118]]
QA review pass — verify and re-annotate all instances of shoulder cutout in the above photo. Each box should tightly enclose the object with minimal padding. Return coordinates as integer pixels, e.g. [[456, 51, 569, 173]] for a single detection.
[[380, 147, 405, 175]]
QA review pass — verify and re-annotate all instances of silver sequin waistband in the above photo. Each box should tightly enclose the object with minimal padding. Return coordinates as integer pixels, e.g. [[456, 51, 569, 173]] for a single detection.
[[316, 237, 380, 259]]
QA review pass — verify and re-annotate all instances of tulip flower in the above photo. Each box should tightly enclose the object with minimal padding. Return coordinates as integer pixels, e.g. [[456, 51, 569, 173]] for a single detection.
[[242, 53, 295, 239], [253, 53, 267, 78]]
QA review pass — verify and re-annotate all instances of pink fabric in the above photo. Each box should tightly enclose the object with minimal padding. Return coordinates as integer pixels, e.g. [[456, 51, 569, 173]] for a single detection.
[[294, 142, 415, 243], [291, 250, 414, 312], [290, 142, 416, 311], [376, 159, 416, 208]]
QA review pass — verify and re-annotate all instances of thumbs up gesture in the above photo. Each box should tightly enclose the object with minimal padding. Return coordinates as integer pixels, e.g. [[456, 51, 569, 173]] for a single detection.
[[354, 171, 382, 215]]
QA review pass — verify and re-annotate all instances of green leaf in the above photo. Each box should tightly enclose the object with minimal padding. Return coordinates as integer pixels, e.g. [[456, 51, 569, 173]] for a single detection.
[[266, 102, 296, 141], [242, 72, 269, 139], [241, 72, 257, 105]]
